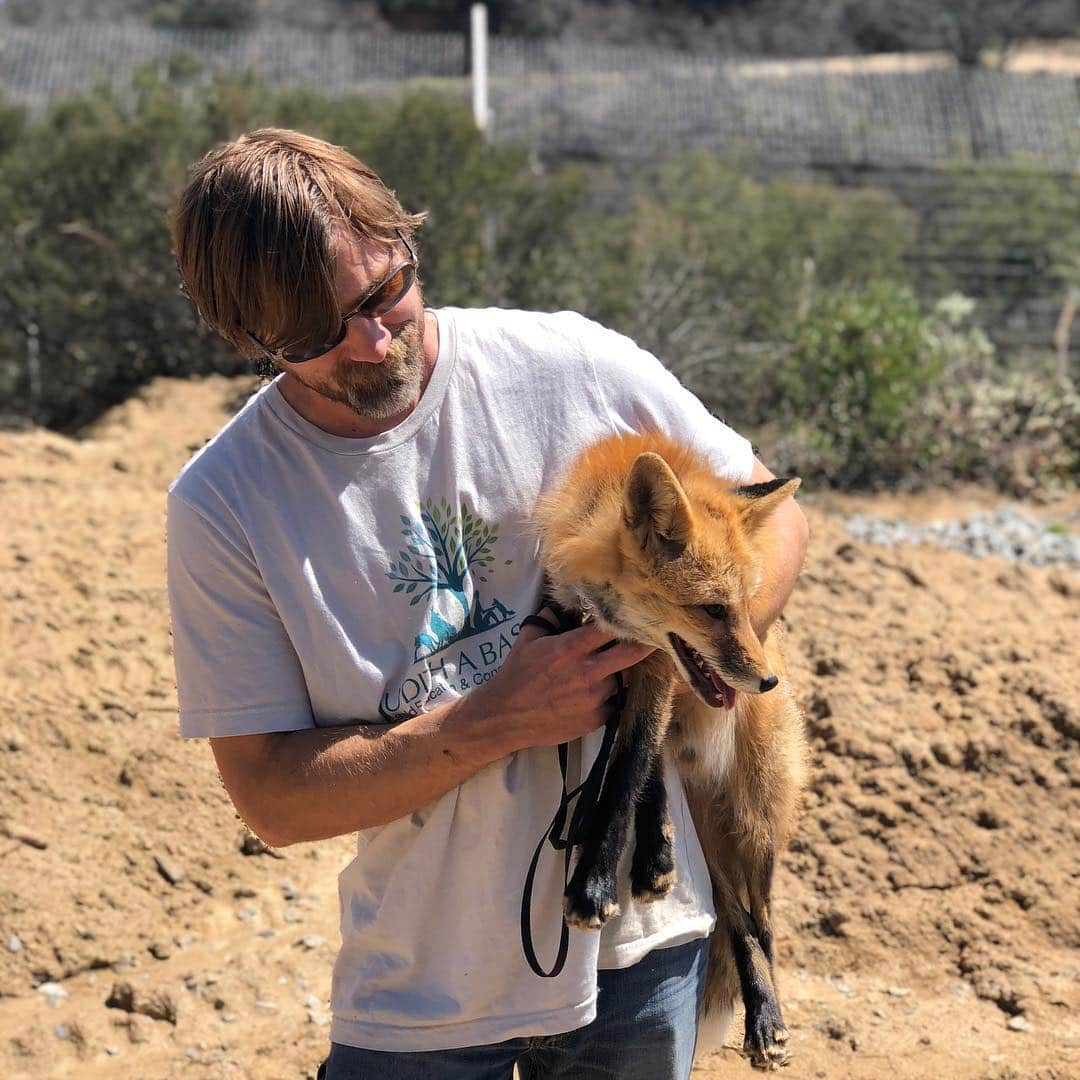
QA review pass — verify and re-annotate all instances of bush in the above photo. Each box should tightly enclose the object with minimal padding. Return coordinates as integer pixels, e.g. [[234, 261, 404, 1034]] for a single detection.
[[922, 162, 1080, 313], [768, 281, 943, 488], [0, 72, 567, 430], [918, 296, 1080, 493], [756, 291, 1079, 493], [0, 73, 919, 437]]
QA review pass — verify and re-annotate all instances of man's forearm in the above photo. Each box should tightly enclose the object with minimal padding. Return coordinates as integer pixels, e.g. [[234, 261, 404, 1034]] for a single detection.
[[253, 695, 511, 846], [227, 621, 654, 847]]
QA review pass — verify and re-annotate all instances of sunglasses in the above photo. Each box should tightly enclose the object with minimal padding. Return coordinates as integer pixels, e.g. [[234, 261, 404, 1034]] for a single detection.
[[245, 231, 418, 364]]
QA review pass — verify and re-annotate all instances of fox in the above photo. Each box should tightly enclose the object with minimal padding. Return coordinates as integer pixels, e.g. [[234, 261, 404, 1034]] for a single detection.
[[535, 429, 808, 1070]]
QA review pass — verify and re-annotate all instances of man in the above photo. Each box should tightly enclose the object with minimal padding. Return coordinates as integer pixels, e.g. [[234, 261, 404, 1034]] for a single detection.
[[167, 128, 808, 1080]]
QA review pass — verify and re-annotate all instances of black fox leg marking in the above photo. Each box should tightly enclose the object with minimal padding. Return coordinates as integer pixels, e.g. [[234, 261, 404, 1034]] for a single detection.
[[564, 663, 673, 929], [731, 921, 789, 1071], [630, 752, 676, 901], [563, 708, 656, 928], [748, 850, 777, 974], [713, 870, 789, 1070]]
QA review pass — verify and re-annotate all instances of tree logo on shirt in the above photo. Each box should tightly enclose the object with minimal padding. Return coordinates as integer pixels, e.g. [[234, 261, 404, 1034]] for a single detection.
[[386, 498, 516, 663]]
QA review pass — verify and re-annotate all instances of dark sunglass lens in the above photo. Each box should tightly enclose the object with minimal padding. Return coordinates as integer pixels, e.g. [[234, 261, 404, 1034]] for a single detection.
[[363, 265, 414, 317], [284, 320, 348, 363]]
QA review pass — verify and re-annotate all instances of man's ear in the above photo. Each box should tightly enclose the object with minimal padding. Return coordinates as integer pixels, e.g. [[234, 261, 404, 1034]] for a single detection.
[[623, 452, 694, 562]]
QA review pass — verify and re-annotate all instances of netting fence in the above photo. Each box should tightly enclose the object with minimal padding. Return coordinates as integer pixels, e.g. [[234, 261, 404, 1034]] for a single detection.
[[2, 24, 1078, 355]]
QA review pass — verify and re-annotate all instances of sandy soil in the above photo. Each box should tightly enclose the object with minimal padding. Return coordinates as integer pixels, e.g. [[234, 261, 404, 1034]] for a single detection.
[[0, 375, 1076, 1079]]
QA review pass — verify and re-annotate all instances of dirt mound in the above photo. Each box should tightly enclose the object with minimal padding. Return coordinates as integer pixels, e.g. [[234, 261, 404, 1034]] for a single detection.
[[0, 376, 1076, 1079]]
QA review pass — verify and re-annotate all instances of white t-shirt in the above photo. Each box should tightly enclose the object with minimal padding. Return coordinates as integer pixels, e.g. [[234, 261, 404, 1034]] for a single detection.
[[167, 307, 755, 1052]]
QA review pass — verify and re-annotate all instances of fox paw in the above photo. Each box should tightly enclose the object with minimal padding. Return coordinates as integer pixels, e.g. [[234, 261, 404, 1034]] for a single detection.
[[564, 876, 621, 930], [631, 868, 676, 902], [744, 1016, 790, 1071], [630, 833, 676, 902]]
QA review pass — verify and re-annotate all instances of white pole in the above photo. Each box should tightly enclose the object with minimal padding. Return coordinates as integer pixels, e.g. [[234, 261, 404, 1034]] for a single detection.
[[470, 3, 489, 139]]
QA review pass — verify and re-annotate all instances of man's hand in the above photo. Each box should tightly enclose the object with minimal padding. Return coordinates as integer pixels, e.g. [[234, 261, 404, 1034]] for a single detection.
[[458, 610, 656, 756]]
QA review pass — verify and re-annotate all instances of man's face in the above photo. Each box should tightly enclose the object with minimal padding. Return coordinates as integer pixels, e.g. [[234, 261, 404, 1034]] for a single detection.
[[277, 226, 427, 422]]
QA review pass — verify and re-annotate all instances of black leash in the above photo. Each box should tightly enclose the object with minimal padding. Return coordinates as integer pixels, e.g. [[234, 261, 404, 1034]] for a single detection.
[[519, 604, 625, 978]]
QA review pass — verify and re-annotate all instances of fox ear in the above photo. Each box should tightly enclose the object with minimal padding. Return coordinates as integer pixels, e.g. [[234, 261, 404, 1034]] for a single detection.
[[623, 452, 694, 562], [735, 477, 802, 531]]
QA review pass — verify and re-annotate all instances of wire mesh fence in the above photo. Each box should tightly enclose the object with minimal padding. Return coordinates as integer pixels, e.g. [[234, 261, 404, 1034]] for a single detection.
[[3, 26, 1076, 168], [1, 24, 1077, 356]]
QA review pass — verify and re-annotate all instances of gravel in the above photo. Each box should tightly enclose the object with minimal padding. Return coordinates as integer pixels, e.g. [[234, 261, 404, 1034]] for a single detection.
[[843, 506, 1080, 568]]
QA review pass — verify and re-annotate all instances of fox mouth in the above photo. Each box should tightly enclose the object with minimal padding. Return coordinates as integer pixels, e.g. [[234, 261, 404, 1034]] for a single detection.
[[669, 635, 736, 710]]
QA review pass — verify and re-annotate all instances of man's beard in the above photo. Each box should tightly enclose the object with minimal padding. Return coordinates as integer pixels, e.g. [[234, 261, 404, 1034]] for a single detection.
[[294, 313, 426, 422]]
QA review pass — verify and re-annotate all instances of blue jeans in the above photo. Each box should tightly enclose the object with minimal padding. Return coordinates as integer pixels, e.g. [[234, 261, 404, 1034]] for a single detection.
[[318, 936, 707, 1079]]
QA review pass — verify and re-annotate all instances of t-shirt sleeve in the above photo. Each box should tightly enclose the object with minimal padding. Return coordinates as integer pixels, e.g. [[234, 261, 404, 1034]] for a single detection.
[[574, 315, 756, 484], [167, 490, 314, 739]]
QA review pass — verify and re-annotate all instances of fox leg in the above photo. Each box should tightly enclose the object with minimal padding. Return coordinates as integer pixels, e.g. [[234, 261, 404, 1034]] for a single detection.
[[747, 849, 778, 976], [564, 657, 673, 929], [629, 752, 677, 901], [716, 856, 789, 1071]]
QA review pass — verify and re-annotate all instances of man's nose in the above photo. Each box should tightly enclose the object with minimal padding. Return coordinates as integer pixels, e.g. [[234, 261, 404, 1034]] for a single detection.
[[344, 315, 391, 361]]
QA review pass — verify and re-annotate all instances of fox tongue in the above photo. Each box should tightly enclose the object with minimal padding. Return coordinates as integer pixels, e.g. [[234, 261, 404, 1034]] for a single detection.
[[707, 670, 736, 710]]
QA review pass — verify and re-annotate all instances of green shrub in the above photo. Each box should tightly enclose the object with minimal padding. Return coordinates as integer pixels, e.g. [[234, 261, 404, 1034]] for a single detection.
[[923, 161, 1080, 311], [1, 71, 918, 437], [769, 281, 943, 488], [918, 296, 1080, 492]]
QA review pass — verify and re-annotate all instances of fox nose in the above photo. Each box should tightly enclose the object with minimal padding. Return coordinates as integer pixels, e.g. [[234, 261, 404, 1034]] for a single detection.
[[759, 675, 778, 693]]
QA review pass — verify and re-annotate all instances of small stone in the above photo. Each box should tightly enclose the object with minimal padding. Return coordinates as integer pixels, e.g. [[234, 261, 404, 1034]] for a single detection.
[[53, 1024, 69, 1040], [1007, 1015, 1032, 1032], [38, 981, 68, 1007], [283, 909, 303, 924], [235, 907, 256, 922], [1, 729, 26, 751], [111, 952, 136, 973], [256, 929, 276, 939], [8, 935, 22, 952], [153, 855, 186, 886], [148, 942, 171, 961], [239, 832, 283, 858], [887, 986, 912, 997], [104, 1045, 119, 1055], [221, 1013, 236, 1023], [873, 1009, 887, 1020], [298, 935, 325, 950], [254, 1000, 277, 1012], [281, 878, 297, 900]]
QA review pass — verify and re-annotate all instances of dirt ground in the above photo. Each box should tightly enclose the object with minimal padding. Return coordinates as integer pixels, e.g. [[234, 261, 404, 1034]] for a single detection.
[[0, 375, 1076, 1079]]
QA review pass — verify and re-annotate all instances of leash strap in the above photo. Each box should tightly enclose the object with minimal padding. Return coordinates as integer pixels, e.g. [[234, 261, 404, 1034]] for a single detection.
[[519, 605, 623, 978]]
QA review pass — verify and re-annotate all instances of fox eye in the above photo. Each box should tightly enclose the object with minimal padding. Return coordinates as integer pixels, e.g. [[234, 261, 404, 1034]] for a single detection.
[[703, 604, 728, 620]]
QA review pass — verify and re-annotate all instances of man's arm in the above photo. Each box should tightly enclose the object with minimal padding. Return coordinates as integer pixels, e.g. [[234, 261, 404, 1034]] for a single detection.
[[744, 456, 810, 641], [210, 620, 654, 848]]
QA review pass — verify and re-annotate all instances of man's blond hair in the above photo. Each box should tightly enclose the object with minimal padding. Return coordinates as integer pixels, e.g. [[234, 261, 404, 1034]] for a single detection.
[[171, 128, 426, 359]]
